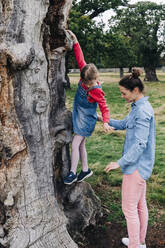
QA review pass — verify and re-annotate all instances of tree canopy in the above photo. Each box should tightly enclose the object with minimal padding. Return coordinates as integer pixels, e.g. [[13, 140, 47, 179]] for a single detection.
[[72, 0, 129, 19], [68, 0, 165, 81], [103, 30, 137, 69], [68, 0, 135, 69], [111, 2, 165, 69]]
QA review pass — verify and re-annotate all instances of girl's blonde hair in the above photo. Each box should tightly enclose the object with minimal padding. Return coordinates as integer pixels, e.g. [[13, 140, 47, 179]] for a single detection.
[[80, 63, 99, 84]]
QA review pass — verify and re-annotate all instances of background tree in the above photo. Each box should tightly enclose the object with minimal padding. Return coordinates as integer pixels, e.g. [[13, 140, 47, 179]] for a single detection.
[[103, 31, 137, 77], [0, 0, 101, 247], [68, 9, 137, 76], [110, 1, 165, 81], [72, 0, 129, 19], [68, 9, 106, 69], [67, 0, 135, 73]]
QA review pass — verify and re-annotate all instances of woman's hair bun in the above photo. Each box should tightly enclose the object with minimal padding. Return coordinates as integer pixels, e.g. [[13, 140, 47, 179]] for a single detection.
[[132, 67, 143, 79]]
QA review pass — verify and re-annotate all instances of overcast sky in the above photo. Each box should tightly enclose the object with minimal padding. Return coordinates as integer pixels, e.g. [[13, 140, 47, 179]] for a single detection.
[[95, 0, 165, 30]]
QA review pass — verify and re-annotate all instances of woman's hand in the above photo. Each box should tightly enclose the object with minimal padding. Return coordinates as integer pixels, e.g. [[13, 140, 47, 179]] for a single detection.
[[104, 162, 120, 172], [104, 122, 114, 133], [66, 30, 78, 44]]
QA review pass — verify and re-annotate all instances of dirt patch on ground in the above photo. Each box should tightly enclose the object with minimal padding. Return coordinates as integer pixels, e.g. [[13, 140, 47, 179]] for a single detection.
[[78, 219, 165, 248]]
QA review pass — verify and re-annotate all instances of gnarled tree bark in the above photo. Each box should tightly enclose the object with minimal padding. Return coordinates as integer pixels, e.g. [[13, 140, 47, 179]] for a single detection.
[[0, 0, 101, 247]]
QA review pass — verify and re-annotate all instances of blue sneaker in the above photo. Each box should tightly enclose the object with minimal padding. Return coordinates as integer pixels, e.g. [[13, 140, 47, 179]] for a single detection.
[[64, 171, 77, 185], [77, 169, 93, 182]]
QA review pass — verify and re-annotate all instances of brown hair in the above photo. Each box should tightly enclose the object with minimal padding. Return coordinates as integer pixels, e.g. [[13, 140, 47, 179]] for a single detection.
[[80, 64, 99, 84], [119, 67, 144, 92]]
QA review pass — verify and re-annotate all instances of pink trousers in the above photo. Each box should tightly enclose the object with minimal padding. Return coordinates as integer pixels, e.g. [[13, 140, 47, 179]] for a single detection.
[[122, 170, 148, 248]]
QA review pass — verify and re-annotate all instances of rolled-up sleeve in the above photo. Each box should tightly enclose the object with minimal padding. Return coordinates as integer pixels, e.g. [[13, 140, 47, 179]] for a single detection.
[[109, 116, 129, 130], [118, 110, 151, 168]]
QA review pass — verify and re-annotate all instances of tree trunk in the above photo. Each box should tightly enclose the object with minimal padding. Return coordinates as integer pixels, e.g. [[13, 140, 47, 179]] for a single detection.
[[128, 67, 132, 73], [144, 67, 159, 81], [120, 67, 124, 78], [65, 53, 71, 89], [0, 0, 101, 247]]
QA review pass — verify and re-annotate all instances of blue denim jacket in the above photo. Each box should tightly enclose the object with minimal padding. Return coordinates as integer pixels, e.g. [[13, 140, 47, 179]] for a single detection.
[[109, 96, 155, 180]]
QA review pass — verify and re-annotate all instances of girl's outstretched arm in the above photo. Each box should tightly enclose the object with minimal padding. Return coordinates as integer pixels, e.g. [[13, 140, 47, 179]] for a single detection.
[[73, 43, 86, 71], [67, 30, 86, 71]]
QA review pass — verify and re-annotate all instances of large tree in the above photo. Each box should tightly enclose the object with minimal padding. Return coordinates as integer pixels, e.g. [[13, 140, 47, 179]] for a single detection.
[[0, 0, 101, 247], [67, 0, 134, 71], [68, 10, 106, 68], [110, 1, 165, 81], [72, 0, 130, 19], [103, 31, 137, 77]]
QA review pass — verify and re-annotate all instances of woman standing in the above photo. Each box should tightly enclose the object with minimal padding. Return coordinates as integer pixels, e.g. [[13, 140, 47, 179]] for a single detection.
[[105, 68, 155, 248]]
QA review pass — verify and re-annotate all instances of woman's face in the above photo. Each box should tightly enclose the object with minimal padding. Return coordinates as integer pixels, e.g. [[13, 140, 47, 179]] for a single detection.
[[119, 86, 138, 103]]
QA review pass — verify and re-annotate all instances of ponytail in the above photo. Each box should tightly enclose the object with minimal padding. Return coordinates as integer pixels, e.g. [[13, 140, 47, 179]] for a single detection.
[[119, 67, 144, 92]]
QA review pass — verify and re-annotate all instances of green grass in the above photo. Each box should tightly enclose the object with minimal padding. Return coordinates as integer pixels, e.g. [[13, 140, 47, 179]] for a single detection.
[[66, 71, 165, 225]]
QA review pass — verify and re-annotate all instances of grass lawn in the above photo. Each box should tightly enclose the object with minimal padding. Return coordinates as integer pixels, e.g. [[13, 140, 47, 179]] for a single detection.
[[66, 71, 165, 226]]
